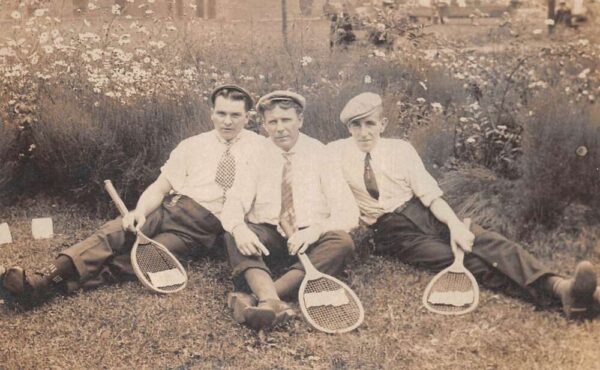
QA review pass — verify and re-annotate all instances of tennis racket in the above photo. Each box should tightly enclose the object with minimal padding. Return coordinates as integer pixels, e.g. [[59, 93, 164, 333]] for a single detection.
[[297, 253, 365, 334], [104, 180, 188, 294], [422, 218, 479, 315], [280, 219, 364, 333]]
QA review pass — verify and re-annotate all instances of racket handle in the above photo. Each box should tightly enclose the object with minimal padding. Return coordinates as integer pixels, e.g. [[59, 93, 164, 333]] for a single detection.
[[104, 180, 129, 217], [297, 252, 319, 276]]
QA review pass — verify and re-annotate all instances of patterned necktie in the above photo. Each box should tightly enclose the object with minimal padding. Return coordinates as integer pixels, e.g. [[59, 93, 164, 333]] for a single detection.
[[364, 152, 379, 200], [215, 141, 236, 199], [279, 152, 297, 236]]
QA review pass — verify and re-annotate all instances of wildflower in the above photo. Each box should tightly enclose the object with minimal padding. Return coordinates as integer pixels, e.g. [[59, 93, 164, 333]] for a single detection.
[[145, 9, 154, 15], [84, 19, 91, 27], [300, 56, 313, 66], [419, 81, 428, 91], [373, 50, 386, 58], [576, 146, 588, 157], [532, 29, 542, 35], [431, 102, 443, 112], [0, 47, 16, 57], [364, 75, 372, 84], [167, 25, 177, 32], [544, 19, 554, 26], [416, 97, 426, 104], [10, 11, 22, 20], [148, 0, 155, 3], [459, 117, 468, 123], [466, 136, 477, 144], [118, 34, 131, 45], [577, 68, 590, 79], [34, 8, 48, 17], [112, 4, 121, 15]]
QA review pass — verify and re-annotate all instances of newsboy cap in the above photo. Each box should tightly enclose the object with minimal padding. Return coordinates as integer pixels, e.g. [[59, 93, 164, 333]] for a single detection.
[[256, 90, 306, 113], [339, 92, 383, 125], [210, 84, 254, 110]]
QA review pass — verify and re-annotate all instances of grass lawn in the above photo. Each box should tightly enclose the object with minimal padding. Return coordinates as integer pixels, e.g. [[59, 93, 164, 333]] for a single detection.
[[1, 196, 599, 369]]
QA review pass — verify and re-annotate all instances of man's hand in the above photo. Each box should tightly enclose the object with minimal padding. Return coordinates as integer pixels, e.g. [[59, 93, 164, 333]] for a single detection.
[[121, 209, 146, 233], [448, 219, 475, 252], [287, 225, 322, 255], [232, 224, 270, 257]]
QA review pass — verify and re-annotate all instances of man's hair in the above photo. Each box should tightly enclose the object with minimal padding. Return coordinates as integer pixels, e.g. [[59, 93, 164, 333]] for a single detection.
[[257, 99, 303, 116], [212, 88, 253, 111]]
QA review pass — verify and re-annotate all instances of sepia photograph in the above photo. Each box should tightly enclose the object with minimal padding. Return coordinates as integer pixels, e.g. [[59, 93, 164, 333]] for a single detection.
[[0, 0, 599, 368]]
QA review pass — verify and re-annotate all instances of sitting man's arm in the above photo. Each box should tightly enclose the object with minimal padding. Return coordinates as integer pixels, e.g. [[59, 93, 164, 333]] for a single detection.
[[121, 174, 173, 232], [287, 145, 360, 255], [429, 197, 475, 252]]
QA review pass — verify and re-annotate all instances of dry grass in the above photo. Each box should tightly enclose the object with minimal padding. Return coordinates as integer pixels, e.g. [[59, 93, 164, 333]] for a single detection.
[[1, 196, 600, 369]]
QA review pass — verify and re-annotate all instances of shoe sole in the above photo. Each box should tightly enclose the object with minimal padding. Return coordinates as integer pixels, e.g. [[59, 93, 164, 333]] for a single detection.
[[243, 306, 276, 330], [568, 262, 597, 315]]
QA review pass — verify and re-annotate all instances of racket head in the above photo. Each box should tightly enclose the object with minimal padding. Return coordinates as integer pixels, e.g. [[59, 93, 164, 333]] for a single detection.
[[422, 265, 480, 315], [130, 232, 188, 294], [298, 271, 364, 334]]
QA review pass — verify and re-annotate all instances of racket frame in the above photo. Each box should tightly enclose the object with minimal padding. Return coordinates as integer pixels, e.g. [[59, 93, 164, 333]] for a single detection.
[[104, 180, 188, 294], [297, 252, 365, 334], [422, 218, 480, 315]]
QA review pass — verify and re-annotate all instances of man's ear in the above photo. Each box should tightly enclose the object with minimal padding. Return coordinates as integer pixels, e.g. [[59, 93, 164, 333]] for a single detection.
[[381, 117, 389, 133], [298, 113, 304, 129]]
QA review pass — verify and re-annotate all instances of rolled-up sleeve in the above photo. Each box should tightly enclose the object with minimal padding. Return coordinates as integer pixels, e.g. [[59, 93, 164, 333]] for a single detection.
[[160, 141, 188, 191], [404, 143, 443, 207], [319, 145, 360, 232]]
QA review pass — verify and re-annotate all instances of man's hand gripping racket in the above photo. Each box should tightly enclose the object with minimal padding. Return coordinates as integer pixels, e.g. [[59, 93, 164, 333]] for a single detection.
[[282, 220, 364, 334], [423, 218, 480, 315], [104, 180, 188, 294]]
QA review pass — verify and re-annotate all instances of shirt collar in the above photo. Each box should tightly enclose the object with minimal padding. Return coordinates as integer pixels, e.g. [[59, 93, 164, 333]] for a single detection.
[[269, 132, 307, 156], [214, 129, 246, 146]]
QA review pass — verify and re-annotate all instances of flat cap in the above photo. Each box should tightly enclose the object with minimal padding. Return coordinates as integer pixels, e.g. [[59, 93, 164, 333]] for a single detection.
[[256, 90, 306, 112], [339, 92, 382, 124], [210, 84, 254, 110]]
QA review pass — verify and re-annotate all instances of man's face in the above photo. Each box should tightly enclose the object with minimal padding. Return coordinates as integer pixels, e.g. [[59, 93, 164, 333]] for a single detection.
[[211, 96, 249, 142], [262, 105, 303, 152], [347, 108, 387, 153]]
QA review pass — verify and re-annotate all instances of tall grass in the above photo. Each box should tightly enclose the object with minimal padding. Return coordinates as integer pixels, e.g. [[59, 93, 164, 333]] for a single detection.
[[519, 91, 600, 226]]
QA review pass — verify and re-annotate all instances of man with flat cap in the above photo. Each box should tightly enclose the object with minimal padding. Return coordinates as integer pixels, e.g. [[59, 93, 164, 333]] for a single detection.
[[327, 92, 600, 318], [221, 90, 359, 330], [1, 84, 265, 308]]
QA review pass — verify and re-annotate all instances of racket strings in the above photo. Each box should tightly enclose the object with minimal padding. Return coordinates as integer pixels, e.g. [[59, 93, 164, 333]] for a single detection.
[[426, 271, 476, 312], [303, 277, 361, 331], [136, 243, 184, 291]]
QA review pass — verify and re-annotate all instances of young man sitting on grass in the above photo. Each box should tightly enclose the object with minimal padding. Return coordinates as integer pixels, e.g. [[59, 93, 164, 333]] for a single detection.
[[221, 90, 359, 330], [327, 92, 600, 318], [0, 84, 265, 309]]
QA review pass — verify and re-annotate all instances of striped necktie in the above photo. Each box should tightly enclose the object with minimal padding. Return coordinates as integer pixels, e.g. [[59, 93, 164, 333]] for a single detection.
[[364, 152, 379, 200], [215, 140, 236, 199], [279, 152, 297, 236]]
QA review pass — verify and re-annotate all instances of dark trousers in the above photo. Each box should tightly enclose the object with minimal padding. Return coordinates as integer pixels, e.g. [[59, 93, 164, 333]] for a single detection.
[[60, 195, 224, 291], [224, 223, 355, 291], [370, 199, 555, 302]]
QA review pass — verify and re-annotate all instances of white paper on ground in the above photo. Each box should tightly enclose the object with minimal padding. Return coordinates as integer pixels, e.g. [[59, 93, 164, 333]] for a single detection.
[[0, 223, 12, 244], [31, 218, 54, 239], [147, 268, 186, 288]]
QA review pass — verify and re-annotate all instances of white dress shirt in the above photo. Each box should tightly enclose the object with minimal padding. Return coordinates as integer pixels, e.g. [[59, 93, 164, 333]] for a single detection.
[[327, 137, 443, 225], [221, 133, 359, 234], [160, 129, 265, 217]]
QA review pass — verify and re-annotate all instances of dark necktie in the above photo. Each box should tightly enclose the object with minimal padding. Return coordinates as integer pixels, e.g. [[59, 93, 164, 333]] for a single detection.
[[364, 152, 379, 200], [215, 141, 236, 200]]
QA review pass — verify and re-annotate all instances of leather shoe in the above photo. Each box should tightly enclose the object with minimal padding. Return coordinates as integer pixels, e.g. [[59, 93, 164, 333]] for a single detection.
[[227, 292, 257, 324]]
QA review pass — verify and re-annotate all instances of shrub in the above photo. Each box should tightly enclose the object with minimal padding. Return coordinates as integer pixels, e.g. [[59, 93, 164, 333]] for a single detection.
[[30, 88, 205, 210], [519, 91, 600, 226]]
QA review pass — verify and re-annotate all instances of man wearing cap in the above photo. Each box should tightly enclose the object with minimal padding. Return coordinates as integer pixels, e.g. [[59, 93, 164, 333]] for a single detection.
[[220, 90, 359, 330], [1, 85, 265, 308], [327, 92, 600, 318]]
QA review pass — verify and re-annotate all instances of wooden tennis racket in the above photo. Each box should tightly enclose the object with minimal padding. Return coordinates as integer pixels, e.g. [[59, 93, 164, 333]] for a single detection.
[[423, 218, 479, 315], [280, 219, 364, 334], [104, 180, 188, 294]]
